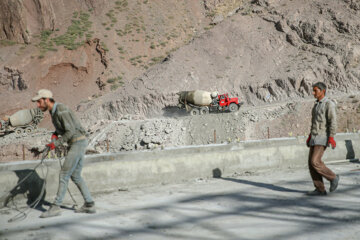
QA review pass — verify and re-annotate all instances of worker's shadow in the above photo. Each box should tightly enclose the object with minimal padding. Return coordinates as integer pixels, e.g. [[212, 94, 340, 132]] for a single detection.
[[3, 169, 50, 211], [212, 168, 305, 193]]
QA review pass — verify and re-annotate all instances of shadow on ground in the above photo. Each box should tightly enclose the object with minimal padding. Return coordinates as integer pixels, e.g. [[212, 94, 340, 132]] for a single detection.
[[2, 170, 47, 208], [1, 170, 360, 240], [162, 106, 188, 118]]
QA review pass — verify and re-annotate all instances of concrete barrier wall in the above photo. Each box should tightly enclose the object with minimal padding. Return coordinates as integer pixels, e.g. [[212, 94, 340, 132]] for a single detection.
[[0, 133, 359, 206]]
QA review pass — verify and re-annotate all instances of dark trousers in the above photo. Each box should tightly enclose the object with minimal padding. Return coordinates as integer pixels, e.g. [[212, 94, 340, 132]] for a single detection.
[[308, 145, 336, 192]]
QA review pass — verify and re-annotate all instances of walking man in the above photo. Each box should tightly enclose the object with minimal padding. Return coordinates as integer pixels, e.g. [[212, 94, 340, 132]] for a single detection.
[[306, 82, 339, 196], [32, 89, 95, 217]]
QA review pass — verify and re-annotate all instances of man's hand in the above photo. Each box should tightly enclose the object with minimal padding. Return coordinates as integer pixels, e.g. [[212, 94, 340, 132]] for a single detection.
[[306, 134, 311, 147], [328, 137, 336, 149], [46, 142, 56, 150]]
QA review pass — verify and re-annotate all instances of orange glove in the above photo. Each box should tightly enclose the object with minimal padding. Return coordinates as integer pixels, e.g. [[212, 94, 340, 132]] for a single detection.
[[328, 137, 336, 149], [306, 134, 311, 147]]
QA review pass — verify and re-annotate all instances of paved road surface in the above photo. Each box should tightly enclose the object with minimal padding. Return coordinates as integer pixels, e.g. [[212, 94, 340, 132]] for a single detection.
[[1, 162, 360, 240]]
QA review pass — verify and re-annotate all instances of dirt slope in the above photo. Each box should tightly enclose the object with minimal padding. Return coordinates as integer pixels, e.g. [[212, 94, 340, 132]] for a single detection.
[[78, 0, 360, 125], [0, 0, 223, 120]]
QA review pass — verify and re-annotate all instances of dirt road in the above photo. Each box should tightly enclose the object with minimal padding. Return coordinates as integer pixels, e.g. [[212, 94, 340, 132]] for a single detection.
[[1, 162, 360, 240]]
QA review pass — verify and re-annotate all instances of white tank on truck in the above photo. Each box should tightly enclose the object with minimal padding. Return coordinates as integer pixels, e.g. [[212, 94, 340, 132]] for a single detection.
[[0, 108, 44, 137], [9, 108, 41, 126], [177, 90, 213, 106]]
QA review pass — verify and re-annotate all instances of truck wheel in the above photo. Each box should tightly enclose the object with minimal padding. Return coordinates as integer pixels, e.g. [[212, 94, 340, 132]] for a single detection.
[[190, 108, 199, 116], [200, 107, 209, 115], [229, 103, 238, 112], [25, 126, 33, 134], [14, 128, 23, 137]]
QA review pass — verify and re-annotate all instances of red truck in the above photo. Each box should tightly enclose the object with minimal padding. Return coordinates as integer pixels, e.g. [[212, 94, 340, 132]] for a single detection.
[[178, 92, 243, 115]]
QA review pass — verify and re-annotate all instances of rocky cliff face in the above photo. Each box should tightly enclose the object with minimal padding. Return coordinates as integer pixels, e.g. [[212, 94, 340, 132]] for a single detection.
[[0, 66, 27, 91], [0, 0, 107, 44], [0, 0, 30, 43], [3, 0, 359, 122], [0, 0, 219, 120]]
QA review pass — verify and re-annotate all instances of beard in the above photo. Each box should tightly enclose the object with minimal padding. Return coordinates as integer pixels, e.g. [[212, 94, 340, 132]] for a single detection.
[[39, 104, 48, 112]]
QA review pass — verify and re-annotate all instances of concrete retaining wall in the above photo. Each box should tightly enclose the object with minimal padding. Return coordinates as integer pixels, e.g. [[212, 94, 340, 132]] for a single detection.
[[0, 133, 359, 206]]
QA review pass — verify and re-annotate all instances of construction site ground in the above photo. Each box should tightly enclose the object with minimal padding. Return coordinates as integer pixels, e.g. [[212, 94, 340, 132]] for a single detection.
[[1, 162, 360, 240]]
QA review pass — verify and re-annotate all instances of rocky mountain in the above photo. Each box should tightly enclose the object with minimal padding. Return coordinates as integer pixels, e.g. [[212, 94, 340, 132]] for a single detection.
[[78, 0, 360, 125], [1, 0, 360, 162], [1, 0, 235, 118]]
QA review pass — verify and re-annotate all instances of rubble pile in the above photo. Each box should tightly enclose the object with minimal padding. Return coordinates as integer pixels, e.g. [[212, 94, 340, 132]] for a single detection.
[[87, 118, 186, 153]]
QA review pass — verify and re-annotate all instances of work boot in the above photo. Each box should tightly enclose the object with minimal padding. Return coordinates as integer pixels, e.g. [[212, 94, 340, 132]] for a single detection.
[[306, 189, 327, 196], [40, 204, 61, 218], [75, 201, 96, 214], [330, 175, 340, 192]]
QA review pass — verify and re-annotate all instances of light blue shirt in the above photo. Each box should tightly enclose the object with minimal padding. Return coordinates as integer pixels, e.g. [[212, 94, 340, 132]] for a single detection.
[[51, 102, 58, 116]]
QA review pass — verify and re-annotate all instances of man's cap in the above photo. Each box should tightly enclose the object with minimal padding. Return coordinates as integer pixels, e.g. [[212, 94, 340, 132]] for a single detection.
[[31, 89, 53, 102]]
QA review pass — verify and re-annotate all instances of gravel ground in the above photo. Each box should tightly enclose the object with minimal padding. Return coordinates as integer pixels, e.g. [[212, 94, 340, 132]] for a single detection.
[[1, 162, 360, 240]]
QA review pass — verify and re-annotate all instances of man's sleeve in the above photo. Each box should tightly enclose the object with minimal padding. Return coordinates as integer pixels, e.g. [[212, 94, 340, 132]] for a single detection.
[[326, 101, 337, 137]]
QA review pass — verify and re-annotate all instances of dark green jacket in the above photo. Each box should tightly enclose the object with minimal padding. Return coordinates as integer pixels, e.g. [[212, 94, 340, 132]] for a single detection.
[[51, 103, 86, 147]]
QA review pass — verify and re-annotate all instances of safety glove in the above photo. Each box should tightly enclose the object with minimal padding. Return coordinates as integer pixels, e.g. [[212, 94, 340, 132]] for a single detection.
[[306, 134, 311, 147], [46, 133, 58, 150], [328, 137, 336, 149], [51, 133, 58, 141], [46, 142, 56, 150]]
